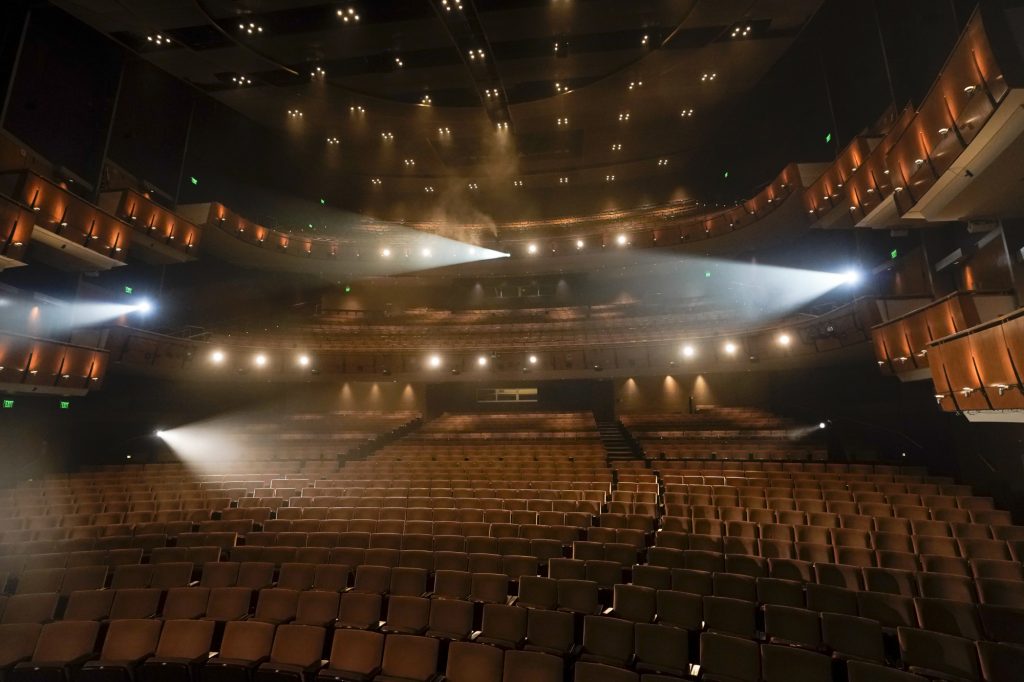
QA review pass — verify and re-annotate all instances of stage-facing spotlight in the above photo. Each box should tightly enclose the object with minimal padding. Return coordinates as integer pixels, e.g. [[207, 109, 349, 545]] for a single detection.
[[528, 355, 538, 365], [681, 344, 696, 358], [477, 356, 488, 367], [381, 248, 392, 258], [842, 269, 863, 286], [154, 430, 165, 438], [819, 421, 827, 429], [576, 239, 584, 250], [254, 354, 268, 367], [135, 299, 154, 314], [428, 354, 442, 368], [527, 243, 538, 255], [210, 350, 226, 364], [723, 341, 738, 355], [778, 333, 791, 347], [297, 354, 310, 367], [616, 234, 628, 246]]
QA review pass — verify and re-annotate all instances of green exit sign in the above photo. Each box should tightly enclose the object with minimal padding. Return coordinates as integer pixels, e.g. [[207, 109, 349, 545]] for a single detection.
[[890, 249, 899, 260], [124, 286, 133, 295], [59, 400, 70, 410], [2, 399, 13, 409], [825, 132, 832, 144], [190, 176, 198, 186]]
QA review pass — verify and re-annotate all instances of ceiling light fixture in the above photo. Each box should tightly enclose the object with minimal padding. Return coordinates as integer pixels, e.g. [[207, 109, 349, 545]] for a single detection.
[[337, 7, 360, 23]]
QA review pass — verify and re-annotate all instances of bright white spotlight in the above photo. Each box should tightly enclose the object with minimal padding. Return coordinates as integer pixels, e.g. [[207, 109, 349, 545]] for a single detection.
[[681, 344, 695, 358], [616, 234, 628, 246], [428, 354, 441, 368], [297, 354, 310, 367], [154, 430, 165, 438], [528, 355, 538, 365], [254, 354, 268, 367], [842, 269, 863, 286], [818, 422, 827, 429], [777, 333, 791, 347], [527, 243, 538, 254], [723, 342, 738, 355], [421, 248, 432, 258], [210, 350, 226, 364], [135, 299, 153, 314], [477, 355, 488, 367], [576, 239, 584, 249], [381, 247, 392, 258]]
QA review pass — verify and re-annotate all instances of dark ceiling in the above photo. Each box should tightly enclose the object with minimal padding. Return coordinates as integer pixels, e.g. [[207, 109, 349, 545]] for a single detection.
[[24, 0, 977, 232], [49, 1, 826, 221]]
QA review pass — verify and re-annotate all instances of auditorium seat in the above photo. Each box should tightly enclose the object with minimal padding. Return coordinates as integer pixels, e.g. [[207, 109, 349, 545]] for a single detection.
[[78, 619, 163, 682], [138, 619, 216, 682]]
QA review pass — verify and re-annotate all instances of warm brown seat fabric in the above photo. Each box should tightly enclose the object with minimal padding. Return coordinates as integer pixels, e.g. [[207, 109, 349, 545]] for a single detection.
[[375, 634, 438, 682], [254, 625, 326, 682], [318, 629, 384, 682], [444, 642, 503, 682], [502, 651, 562, 682], [12, 620, 101, 682], [139, 619, 216, 682]]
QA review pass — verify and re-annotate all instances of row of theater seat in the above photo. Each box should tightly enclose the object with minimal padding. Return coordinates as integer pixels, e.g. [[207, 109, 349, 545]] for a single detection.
[[1, 573, 1020, 680]]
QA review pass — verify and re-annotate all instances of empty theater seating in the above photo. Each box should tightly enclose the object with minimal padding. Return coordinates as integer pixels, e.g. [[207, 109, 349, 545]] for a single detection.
[[0, 410, 1021, 682]]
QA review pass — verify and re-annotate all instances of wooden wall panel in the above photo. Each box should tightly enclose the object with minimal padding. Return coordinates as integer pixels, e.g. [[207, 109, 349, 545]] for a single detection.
[[970, 325, 1024, 408]]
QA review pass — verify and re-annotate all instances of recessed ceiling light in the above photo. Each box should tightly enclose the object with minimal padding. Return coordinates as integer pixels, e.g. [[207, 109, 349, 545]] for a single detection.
[[338, 7, 360, 23], [701, 72, 717, 82], [146, 33, 171, 46], [238, 22, 263, 34]]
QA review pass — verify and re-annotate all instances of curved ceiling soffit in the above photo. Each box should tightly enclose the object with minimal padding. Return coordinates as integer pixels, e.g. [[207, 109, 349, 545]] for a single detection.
[[184, 0, 709, 114]]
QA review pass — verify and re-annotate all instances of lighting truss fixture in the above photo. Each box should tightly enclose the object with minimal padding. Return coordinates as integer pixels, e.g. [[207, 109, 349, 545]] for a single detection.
[[484, 88, 499, 99], [628, 80, 643, 90], [468, 48, 485, 61], [657, 158, 669, 166], [326, 137, 340, 145], [611, 143, 622, 151], [350, 105, 365, 114], [231, 75, 252, 86], [287, 109, 303, 118], [420, 94, 432, 105], [467, 183, 478, 190], [394, 57, 404, 68], [381, 131, 394, 140], [403, 158, 415, 167], [513, 180, 523, 187], [641, 34, 649, 46], [239, 22, 263, 34], [497, 122, 509, 130], [701, 72, 717, 82], [442, 0, 463, 11], [618, 112, 631, 122], [731, 24, 752, 38], [555, 82, 569, 94], [605, 175, 616, 182], [680, 108, 694, 117], [310, 66, 327, 79], [338, 7, 360, 23], [371, 178, 382, 186], [438, 127, 451, 136], [424, 186, 435, 193], [146, 33, 171, 46], [559, 177, 569, 184], [557, 117, 569, 126]]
